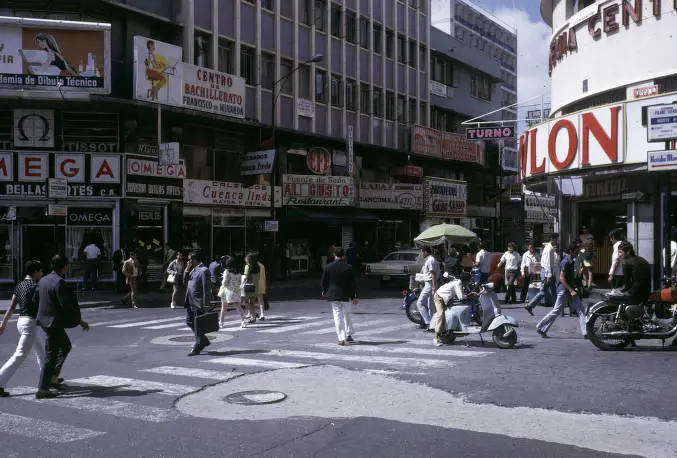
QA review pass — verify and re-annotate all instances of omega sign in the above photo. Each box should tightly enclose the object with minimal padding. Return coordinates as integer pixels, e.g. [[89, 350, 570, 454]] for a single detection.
[[67, 208, 113, 226], [519, 105, 623, 179]]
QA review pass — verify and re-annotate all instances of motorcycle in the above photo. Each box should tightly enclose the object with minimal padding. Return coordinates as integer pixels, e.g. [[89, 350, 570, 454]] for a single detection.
[[585, 277, 677, 351], [402, 286, 421, 324]]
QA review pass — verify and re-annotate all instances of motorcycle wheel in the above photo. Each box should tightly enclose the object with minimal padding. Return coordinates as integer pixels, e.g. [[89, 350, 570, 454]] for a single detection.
[[586, 309, 631, 351], [405, 299, 422, 325], [492, 325, 517, 349]]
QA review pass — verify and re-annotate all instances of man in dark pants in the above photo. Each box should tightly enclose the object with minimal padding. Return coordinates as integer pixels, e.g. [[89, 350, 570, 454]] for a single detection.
[[34, 255, 89, 399], [184, 251, 212, 356], [321, 248, 359, 346]]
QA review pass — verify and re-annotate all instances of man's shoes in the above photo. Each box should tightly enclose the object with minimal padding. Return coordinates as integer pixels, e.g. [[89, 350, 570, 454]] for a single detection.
[[433, 337, 443, 347], [0, 388, 9, 397], [188, 349, 201, 356], [51, 377, 64, 384], [35, 389, 58, 399], [337, 340, 346, 346], [51, 383, 68, 391], [202, 339, 211, 349], [346, 336, 355, 343], [524, 306, 535, 316], [537, 330, 549, 338], [418, 323, 427, 330]]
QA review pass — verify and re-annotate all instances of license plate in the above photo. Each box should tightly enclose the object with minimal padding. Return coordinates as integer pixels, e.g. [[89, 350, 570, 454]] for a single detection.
[[382, 275, 390, 281]]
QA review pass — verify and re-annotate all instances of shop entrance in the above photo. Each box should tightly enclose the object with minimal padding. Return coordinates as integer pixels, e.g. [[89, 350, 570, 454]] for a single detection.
[[21, 225, 66, 275], [578, 201, 626, 276]]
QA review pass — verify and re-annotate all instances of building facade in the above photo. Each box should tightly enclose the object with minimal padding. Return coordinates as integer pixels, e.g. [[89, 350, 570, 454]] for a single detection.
[[522, 0, 677, 284]]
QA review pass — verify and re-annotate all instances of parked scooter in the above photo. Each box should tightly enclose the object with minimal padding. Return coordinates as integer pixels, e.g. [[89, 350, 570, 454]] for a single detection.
[[402, 286, 421, 324]]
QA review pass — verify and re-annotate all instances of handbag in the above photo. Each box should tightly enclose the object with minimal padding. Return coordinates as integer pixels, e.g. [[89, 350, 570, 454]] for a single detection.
[[243, 282, 256, 294], [166, 273, 177, 284], [195, 310, 220, 334]]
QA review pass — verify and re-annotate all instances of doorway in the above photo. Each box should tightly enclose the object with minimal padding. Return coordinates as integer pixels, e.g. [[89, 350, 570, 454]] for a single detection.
[[21, 225, 66, 275]]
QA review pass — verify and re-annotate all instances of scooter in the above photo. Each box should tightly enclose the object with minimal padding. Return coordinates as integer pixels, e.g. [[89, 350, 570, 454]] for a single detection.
[[401, 286, 421, 324], [429, 274, 519, 349]]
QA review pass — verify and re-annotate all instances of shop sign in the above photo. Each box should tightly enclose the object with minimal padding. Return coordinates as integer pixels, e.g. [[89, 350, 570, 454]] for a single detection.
[[47, 204, 67, 217], [0, 17, 111, 96], [390, 165, 423, 177], [184, 179, 272, 207], [135, 208, 162, 222], [158, 142, 179, 166], [297, 98, 315, 118], [282, 174, 355, 206], [306, 147, 331, 175], [424, 177, 467, 218], [358, 182, 423, 210], [0, 152, 121, 198], [62, 141, 118, 153], [430, 80, 448, 98], [264, 220, 279, 232], [627, 81, 659, 100], [581, 176, 629, 200], [411, 125, 485, 165], [137, 143, 158, 155], [132, 36, 245, 119], [524, 192, 556, 223], [67, 207, 113, 226], [647, 150, 677, 172], [466, 126, 514, 140], [125, 155, 184, 200], [519, 104, 624, 179], [647, 104, 677, 142], [47, 178, 68, 198], [13, 109, 55, 148], [346, 125, 354, 177], [240, 149, 275, 175]]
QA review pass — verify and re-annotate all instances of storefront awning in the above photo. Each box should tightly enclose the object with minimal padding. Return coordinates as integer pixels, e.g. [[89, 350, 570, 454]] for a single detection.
[[286, 206, 380, 224]]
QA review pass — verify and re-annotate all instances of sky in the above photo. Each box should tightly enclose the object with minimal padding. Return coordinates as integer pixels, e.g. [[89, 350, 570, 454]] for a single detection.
[[430, 0, 553, 126]]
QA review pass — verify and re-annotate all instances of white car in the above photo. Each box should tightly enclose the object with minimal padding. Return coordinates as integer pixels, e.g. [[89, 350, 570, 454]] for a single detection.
[[364, 250, 422, 286]]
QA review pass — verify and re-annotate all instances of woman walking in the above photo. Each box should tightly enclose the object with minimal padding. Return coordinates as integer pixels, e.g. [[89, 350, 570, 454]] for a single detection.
[[217, 256, 242, 328], [257, 256, 268, 321], [241, 253, 260, 328], [166, 251, 186, 309]]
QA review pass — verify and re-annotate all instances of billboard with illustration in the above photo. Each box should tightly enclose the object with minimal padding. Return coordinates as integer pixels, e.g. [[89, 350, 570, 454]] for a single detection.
[[0, 16, 111, 95]]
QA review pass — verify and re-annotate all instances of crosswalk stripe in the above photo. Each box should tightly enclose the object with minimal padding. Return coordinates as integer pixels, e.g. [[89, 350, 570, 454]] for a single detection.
[[141, 366, 242, 381], [67, 375, 197, 396], [311, 342, 493, 357], [207, 356, 309, 369], [109, 317, 185, 328], [10, 386, 183, 423], [142, 321, 192, 330], [270, 349, 452, 367], [89, 317, 147, 327], [258, 318, 334, 334], [0, 412, 105, 443], [358, 323, 416, 337], [298, 318, 391, 335]]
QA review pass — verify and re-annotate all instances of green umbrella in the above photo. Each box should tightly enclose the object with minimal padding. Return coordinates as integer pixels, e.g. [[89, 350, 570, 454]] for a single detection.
[[414, 223, 478, 246]]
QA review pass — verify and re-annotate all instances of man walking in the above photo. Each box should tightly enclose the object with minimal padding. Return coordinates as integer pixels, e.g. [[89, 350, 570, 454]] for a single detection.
[[321, 248, 359, 346], [536, 243, 587, 339], [82, 240, 101, 291], [185, 251, 212, 356], [474, 243, 492, 284], [34, 255, 89, 399], [0, 261, 45, 397], [525, 234, 558, 315], [608, 230, 624, 289], [497, 242, 521, 304], [122, 250, 140, 308], [416, 246, 438, 331], [520, 242, 539, 303]]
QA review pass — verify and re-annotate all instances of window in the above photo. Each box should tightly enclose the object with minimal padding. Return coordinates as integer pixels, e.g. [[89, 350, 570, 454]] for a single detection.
[[409, 98, 417, 124], [299, 0, 311, 26], [261, 0, 274, 10], [330, 4, 342, 37], [419, 101, 427, 125], [314, 0, 326, 31], [359, 18, 370, 48], [218, 39, 234, 74], [281, 0, 293, 18], [315, 69, 327, 103], [240, 46, 256, 85], [419, 46, 427, 72], [408, 40, 416, 67], [385, 91, 395, 120], [345, 11, 357, 43], [331, 74, 343, 106], [195, 34, 210, 68], [360, 83, 370, 113], [373, 24, 382, 54], [397, 95, 406, 122], [431, 54, 453, 86], [397, 35, 406, 64], [280, 58, 293, 95], [471, 74, 491, 101], [385, 30, 394, 58], [260, 52, 275, 90], [373, 89, 383, 117], [346, 78, 356, 111], [299, 64, 311, 98], [418, 0, 426, 13]]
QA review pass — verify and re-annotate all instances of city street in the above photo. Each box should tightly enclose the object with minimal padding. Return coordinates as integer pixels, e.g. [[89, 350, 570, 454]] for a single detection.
[[1, 291, 676, 458]]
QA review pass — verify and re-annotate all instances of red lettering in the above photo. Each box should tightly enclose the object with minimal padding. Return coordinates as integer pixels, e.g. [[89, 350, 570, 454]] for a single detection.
[[548, 120, 578, 170], [25, 158, 41, 177], [622, 0, 642, 26], [0, 158, 7, 177], [519, 131, 529, 179], [603, 4, 620, 34], [581, 106, 621, 166], [530, 128, 545, 175], [568, 27, 577, 50], [96, 159, 114, 178], [588, 13, 602, 38], [60, 159, 78, 177]]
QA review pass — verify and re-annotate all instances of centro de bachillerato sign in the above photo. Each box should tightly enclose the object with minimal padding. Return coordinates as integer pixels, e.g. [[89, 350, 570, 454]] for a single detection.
[[412, 125, 485, 166], [283, 174, 354, 206], [424, 177, 467, 218], [184, 179, 271, 207], [359, 183, 423, 210]]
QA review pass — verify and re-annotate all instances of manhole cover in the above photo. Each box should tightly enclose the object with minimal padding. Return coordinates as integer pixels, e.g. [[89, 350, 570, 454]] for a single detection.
[[169, 335, 216, 343], [224, 390, 287, 405]]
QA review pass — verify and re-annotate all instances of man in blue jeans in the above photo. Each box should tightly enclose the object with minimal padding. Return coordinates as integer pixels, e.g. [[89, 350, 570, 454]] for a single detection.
[[525, 234, 558, 315]]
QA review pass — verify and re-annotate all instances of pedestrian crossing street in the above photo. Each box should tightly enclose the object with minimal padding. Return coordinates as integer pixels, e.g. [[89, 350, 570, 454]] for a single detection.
[[0, 310, 497, 444]]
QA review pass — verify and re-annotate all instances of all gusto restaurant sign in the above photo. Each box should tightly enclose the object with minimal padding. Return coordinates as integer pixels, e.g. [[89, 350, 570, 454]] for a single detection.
[[282, 174, 354, 206]]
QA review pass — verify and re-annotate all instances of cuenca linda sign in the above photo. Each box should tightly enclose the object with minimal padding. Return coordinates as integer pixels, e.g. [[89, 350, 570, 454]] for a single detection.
[[184, 179, 272, 207]]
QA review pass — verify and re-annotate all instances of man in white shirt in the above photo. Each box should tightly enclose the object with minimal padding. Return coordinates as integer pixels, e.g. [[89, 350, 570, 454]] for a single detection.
[[498, 242, 522, 304], [607, 230, 624, 289], [432, 272, 471, 346], [520, 242, 539, 303], [474, 243, 492, 284], [416, 246, 438, 331], [662, 231, 677, 277], [82, 242, 101, 291], [525, 234, 558, 315]]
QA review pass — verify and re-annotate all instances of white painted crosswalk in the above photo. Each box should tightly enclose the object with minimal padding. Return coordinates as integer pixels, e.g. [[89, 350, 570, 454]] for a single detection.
[[0, 412, 105, 443]]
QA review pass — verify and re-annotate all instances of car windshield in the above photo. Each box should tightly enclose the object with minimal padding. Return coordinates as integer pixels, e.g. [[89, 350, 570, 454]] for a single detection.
[[381, 253, 399, 261], [399, 253, 418, 261]]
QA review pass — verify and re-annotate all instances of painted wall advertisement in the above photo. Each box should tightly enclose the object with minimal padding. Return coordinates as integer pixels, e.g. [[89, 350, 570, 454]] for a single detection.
[[282, 174, 355, 206], [0, 152, 121, 198], [133, 36, 245, 119], [0, 17, 111, 95], [424, 177, 467, 218], [524, 193, 556, 224], [184, 179, 272, 207], [359, 183, 423, 210], [412, 125, 485, 166], [125, 155, 185, 200]]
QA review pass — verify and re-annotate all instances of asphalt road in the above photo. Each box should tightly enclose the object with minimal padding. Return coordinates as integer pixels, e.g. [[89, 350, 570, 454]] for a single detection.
[[0, 292, 675, 458]]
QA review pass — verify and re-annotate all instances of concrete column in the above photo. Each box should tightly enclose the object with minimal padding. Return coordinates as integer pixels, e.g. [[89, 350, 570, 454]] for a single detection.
[[211, 0, 218, 69], [182, 0, 195, 64]]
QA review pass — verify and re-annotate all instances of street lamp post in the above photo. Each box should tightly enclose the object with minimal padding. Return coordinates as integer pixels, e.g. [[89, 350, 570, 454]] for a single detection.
[[269, 53, 323, 243]]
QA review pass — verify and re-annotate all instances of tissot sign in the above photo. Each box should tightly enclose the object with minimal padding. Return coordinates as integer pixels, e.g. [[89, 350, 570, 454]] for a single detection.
[[0, 152, 121, 198]]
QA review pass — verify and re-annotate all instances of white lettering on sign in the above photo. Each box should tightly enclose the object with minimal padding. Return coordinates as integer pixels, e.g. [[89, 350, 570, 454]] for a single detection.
[[424, 177, 467, 218], [184, 179, 271, 207], [68, 212, 112, 224], [126, 157, 186, 178]]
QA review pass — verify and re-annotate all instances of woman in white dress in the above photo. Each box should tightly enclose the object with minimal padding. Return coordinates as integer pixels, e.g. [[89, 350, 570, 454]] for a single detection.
[[217, 256, 242, 328]]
